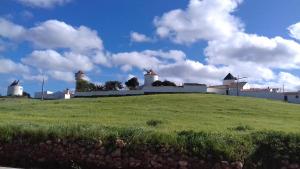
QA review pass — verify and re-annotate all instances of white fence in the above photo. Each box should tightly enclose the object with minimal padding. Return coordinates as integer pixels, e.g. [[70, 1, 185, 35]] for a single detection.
[[75, 90, 144, 97], [75, 85, 207, 97], [143, 85, 207, 94]]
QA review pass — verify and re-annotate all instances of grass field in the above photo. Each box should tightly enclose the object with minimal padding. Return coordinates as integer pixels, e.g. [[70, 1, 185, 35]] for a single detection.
[[0, 94, 300, 162], [0, 93, 299, 134]]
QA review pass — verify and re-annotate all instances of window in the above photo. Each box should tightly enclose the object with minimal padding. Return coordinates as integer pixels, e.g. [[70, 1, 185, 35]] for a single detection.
[[296, 95, 299, 99]]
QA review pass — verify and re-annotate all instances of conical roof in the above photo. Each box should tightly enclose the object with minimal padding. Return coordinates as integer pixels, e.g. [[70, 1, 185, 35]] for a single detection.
[[224, 73, 237, 80]]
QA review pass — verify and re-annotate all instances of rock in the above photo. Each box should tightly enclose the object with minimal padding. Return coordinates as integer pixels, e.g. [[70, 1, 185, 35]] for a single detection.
[[281, 159, 289, 166], [46, 140, 52, 145], [289, 163, 299, 169], [111, 148, 121, 158], [116, 139, 126, 148], [179, 160, 188, 167], [150, 160, 162, 168], [231, 161, 243, 169], [221, 161, 230, 169]]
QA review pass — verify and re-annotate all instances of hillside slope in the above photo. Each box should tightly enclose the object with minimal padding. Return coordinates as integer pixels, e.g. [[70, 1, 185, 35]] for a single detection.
[[0, 94, 299, 133]]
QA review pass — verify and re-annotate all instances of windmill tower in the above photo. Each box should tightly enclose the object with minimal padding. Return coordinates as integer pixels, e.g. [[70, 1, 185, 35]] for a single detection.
[[144, 69, 159, 87], [7, 80, 23, 96], [75, 70, 85, 81]]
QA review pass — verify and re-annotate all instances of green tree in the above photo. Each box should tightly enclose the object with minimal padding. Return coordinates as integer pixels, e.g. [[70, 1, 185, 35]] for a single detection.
[[76, 80, 96, 92], [105, 81, 123, 91], [125, 77, 139, 90]]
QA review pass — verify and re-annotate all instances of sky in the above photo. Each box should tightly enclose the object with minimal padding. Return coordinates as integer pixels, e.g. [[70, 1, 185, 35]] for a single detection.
[[1, 0, 300, 95]]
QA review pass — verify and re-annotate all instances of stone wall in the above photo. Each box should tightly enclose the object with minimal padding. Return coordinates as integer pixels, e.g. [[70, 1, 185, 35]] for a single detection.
[[0, 138, 299, 169]]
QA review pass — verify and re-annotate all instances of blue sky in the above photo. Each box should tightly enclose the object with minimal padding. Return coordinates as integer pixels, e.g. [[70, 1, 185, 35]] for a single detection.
[[1, 0, 300, 95]]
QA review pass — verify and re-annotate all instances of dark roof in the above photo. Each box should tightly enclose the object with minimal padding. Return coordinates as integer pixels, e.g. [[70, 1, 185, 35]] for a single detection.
[[9, 80, 20, 87], [224, 73, 237, 80], [144, 69, 157, 75], [76, 70, 84, 74]]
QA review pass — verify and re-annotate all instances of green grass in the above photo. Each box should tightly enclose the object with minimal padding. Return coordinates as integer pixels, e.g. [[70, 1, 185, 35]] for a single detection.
[[0, 94, 300, 163], [0, 94, 299, 134]]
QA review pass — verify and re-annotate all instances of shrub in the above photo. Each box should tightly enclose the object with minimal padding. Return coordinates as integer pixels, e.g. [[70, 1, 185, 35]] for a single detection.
[[231, 125, 254, 131], [146, 120, 162, 127], [104, 81, 123, 91], [152, 80, 176, 87]]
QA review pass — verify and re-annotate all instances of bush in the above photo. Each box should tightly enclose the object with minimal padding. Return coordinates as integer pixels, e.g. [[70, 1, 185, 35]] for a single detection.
[[231, 125, 254, 131], [146, 120, 162, 127], [104, 81, 123, 91], [152, 80, 176, 87]]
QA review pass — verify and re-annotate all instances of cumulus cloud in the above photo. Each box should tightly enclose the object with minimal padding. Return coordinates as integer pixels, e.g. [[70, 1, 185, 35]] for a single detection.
[[288, 22, 300, 41], [0, 18, 105, 83], [111, 50, 186, 72], [151, 0, 300, 91], [26, 20, 103, 52], [154, 0, 243, 44], [23, 74, 47, 82], [46, 70, 74, 82], [205, 32, 300, 69], [17, 0, 71, 8], [157, 60, 230, 85], [130, 32, 152, 43], [22, 49, 94, 72], [0, 18, 26, 39], [0, 58, 29, 74], [0, 18, 103, 52]]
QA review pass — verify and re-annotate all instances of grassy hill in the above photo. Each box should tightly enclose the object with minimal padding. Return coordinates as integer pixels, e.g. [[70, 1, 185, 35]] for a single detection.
[[0, 94, 300, 165], [0, 93, 299, 134]]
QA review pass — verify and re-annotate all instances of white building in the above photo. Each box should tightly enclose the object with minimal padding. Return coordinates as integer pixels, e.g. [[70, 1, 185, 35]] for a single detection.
[[7, 80, 23, 96], [34, 89, 71, 100], [144, 69, 159, 87], [284, 92, 300, 104], [75, 70, 207, 97], [208, 73, 249, 95]]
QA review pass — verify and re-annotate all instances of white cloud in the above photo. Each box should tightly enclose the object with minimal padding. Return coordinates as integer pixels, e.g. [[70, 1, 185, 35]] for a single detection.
[[152, 0, 300, 91], [47, 70, 74, 82], [23, 74, 47, 82], [26, 20, 103, 52], [154, 0, 243, 44], [0, 18, 103, 52], [249, 72, 300, 92], [157, 60, 230, 85], [130, 32, 152, 43], [92, 51, 111, 67], [22, 49, 94, 72], [111, 50, 186, 72], [0, 18, 26, 39], [205, 32, 300, 69], [17, 0, 71, 8], [0, 18, 107, 83], [288, 22, 300, 41], [277, 72, 300, 91], [112, 52, 161, 71], [0, 58, 29, 74]]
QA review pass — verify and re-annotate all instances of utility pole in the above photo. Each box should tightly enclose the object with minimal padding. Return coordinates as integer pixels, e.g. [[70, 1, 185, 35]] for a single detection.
[[41, 76, 45, 101], [236, 75, 247, 96]]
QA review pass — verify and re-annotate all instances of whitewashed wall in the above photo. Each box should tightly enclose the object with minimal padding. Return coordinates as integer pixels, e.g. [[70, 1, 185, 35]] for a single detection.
[[75, 90, 144, 97], [234, 91, 284, 101], [35, 92, 70, 100], [207, 88, 227, 95], [7, 86, 23, 96], [76, 85, 207, 97], [285, 95, 300, 104], [143, 85, 207, 93]]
